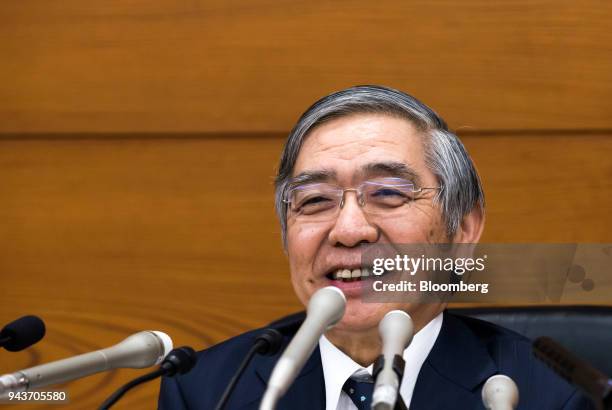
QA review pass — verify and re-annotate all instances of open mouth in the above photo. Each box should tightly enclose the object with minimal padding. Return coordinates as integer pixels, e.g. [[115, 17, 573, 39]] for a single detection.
[[325, 268, 372, 282]]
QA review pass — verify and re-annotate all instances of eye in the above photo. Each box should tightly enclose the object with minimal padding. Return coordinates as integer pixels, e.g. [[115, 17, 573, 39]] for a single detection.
[[371, 188, 406, 198], [368, 185, 414, 207], [294, 194, 336, 215], [301, 195, 330, 206]]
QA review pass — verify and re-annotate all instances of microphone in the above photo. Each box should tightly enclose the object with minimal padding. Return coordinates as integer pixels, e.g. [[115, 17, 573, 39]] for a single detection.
[[372, 310, 414, 410], [214, 328, 283, 410], [533, 337, 612, 409], [0, 316, 46, 352], [482, 375, 519, 410], [259, 286, 346, 410], [0, 330, 172, 397], [99, 346, 197, 409]]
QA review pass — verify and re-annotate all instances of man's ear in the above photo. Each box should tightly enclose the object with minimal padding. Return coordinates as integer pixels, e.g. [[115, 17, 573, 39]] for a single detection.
[[452, 205, 485, 243]]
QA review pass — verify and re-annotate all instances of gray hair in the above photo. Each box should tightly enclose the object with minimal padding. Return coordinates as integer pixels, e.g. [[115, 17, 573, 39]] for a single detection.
[[274, 85, 484, 245]]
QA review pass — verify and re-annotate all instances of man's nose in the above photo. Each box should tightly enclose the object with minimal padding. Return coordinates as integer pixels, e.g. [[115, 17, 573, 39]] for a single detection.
[[328, 192, 379, 247]]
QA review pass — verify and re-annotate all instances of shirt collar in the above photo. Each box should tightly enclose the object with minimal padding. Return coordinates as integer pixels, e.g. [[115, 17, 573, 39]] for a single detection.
[[401, 312, 443, 407], [319, 312, 443, 410], [319, 333, 364, 410]]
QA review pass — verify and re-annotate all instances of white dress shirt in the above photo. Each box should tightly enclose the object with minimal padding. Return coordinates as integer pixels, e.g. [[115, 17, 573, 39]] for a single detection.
[[319, 313, 443, 410]]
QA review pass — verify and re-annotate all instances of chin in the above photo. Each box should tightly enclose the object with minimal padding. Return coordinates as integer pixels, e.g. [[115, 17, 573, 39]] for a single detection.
[[332, 299, 389, 332]]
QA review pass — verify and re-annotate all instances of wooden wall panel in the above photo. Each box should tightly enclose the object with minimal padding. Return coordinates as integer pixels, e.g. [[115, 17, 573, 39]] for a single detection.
[[0, 133, 610, 408], [1, 0, 611, 133], [1, 1, 611, 409], [466, 133, 612, 242], [0, 136, 300, 409]]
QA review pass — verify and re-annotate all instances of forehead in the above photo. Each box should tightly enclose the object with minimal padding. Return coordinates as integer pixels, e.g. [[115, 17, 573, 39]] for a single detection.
[[293, 113, 427, 182]]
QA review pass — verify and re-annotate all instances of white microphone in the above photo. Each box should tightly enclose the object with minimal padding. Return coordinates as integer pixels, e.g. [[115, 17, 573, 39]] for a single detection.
[[260, 286, 346, 410], [372, 310, 414, 410], [0, 330, 172, 397], [482, 374, 519, 410]]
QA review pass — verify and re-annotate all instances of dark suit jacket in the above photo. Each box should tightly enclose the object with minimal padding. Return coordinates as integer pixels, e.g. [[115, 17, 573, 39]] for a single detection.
[[158, 311, 594, 409]]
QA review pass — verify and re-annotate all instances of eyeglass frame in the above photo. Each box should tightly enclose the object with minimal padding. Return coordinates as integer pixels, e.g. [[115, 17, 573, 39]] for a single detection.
[[282, 177, 444, 217]]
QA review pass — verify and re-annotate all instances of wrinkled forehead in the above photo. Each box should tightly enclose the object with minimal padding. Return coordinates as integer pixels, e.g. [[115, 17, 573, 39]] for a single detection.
[[292, 113, 430, 186], [289, 161, 424, 188]]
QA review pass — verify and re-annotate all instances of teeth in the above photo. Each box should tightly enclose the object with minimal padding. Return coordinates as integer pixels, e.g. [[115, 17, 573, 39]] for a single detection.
[[331, 268, 372, 281]]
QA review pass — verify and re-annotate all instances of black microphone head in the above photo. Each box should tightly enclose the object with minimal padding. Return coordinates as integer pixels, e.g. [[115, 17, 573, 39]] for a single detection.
[[161, 346, 197, 377], [254, 328, 283, 356], [0, 315, 46, 352]]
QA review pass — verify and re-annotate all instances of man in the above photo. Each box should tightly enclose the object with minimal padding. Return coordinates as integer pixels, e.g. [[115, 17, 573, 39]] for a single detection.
[[159, 86, 592, 409]]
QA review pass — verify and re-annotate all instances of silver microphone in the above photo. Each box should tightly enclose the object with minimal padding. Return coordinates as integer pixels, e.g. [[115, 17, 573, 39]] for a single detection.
[[0, 330, 172, 397], [260, 286, 346, 410], [372, 310, 414, 410], [482, 374, 519, 410]]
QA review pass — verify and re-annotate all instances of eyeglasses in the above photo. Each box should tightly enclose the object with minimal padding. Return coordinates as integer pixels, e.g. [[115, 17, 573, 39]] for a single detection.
[[284, 177, 443, 221]]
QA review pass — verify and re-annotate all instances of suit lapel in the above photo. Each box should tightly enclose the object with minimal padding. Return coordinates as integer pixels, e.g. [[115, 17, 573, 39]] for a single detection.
[[410, 312, 497, 409], [230, 311, 495, 410], [276, 346, 326, 410], [232, 345, 325, 410]]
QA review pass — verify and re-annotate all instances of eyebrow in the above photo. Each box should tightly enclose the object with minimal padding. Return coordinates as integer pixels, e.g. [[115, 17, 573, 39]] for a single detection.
[[289, 169, 337, 186], [362, 162, 422, 186], [289, 161, 422, 186]]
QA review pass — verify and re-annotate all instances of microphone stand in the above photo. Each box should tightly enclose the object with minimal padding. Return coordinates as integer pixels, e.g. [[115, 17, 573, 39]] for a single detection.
[[214, 342, 264, 410], [214, 329, 282, 410], [99, 368, 165, 409], [373, 354, 408, 410], [99, 346, 197, 410]]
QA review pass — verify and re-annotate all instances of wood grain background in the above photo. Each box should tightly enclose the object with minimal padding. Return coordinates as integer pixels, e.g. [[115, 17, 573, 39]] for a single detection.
[[1, 1, 611, 409]]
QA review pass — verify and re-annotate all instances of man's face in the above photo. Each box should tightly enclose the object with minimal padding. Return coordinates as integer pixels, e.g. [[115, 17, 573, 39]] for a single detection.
[[285, 113, 449, 331]]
